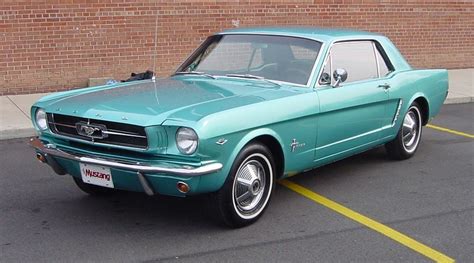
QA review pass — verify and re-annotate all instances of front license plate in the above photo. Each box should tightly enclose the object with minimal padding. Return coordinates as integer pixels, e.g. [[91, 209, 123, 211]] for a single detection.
[[79, 163, 114, 188]]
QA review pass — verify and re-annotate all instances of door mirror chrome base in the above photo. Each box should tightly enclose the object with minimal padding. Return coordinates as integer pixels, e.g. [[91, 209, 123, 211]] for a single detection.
[[333, 68, 348, 88]]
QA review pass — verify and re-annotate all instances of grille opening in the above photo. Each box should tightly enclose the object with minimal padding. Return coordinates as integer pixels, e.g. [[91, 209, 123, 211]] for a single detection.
[[47, 113, 148, 149]]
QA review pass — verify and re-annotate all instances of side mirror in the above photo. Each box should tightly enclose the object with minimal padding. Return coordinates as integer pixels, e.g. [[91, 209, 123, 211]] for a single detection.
[[332, 68, 348, 87]]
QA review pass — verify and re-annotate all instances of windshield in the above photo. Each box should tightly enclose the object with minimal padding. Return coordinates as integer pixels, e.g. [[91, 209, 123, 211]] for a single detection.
[[177, 34, 322, 86]]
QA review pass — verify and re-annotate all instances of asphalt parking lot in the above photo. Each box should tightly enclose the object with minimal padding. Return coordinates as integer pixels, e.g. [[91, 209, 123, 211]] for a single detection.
[[1, 103, 472, 262]]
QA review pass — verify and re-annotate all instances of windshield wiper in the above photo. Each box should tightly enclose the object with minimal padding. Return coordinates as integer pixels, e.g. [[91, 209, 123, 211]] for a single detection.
[[225, 74, 280, 87], [173, 71, 216, 79]]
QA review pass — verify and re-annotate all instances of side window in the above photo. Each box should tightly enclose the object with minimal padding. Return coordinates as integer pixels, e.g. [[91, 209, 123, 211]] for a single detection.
[[374, 46, 390, 77], [331, 41, 378, 83]]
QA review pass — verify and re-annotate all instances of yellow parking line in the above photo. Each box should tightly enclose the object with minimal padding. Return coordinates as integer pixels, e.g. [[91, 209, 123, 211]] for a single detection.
[[279, 179, 455, 263], [427, 124, 474, 139]]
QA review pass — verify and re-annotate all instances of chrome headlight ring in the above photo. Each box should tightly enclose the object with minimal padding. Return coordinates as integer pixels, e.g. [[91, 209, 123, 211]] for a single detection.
[[176, 127, 198, 155], [35, 108, 48, 131]]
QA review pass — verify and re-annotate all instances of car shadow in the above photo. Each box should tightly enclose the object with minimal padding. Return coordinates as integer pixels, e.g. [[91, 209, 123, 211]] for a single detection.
[[285, 146, 391, 187], [65, 146, 390, 231], [69, 191, 226, 231]]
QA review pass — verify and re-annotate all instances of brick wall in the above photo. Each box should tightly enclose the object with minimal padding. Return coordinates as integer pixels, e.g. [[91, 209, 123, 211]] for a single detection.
[[1, 0, 473, 95]]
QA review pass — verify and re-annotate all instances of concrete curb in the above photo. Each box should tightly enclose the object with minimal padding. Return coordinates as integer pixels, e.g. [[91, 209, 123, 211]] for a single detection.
[[1, 128, 36, 141], [444, 96, 473, 105]]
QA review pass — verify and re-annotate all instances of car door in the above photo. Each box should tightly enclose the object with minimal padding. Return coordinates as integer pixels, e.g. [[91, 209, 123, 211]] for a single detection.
[[314, 40, 392, 163]]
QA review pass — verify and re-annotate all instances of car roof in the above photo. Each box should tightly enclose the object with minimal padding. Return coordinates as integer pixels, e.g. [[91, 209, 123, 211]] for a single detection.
[[218, 26, 382, 42]]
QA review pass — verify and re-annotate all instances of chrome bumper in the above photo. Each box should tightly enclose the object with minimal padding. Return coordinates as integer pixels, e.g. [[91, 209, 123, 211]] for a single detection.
[[29, 138, 223, 176]]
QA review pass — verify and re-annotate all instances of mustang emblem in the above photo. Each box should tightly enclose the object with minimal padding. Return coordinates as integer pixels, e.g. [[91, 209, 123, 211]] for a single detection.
[[290, 139, 306, 152], [83, 126, 98, 136], [76, 122, 108, 139]]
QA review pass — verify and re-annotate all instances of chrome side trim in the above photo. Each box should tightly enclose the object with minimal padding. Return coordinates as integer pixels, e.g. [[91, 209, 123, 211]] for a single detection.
[[316, 124, 392, 151], [391, 99, 403, 126], [216, 138, 228, 145], [30, 138, 223, 176]]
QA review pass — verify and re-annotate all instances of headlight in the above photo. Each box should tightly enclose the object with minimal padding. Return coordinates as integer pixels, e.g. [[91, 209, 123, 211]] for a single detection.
[[176, 127, 198, 155], [35, 108, 48, 130]]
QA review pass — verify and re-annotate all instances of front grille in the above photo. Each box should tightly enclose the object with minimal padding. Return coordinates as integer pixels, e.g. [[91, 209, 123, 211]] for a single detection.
[[47, 113, 148, 149]]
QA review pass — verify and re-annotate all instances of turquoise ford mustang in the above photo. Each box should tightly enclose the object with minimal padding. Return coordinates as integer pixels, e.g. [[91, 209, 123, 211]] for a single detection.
[[30, 27, 448, 227]]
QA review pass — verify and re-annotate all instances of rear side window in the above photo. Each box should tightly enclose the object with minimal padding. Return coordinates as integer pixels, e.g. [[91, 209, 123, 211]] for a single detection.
[[331, 41, 378, 83]]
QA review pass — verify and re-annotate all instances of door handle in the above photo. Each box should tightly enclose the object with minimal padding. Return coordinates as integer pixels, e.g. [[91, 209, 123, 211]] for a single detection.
[[378, 83, 391, 90]]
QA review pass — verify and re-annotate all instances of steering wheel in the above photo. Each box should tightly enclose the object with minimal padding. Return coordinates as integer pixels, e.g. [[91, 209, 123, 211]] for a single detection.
[[283, 68, 310, 85]]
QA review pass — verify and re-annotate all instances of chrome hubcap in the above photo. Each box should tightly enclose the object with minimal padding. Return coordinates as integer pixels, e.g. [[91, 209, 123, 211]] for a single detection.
[[233, 159, 266, 213], [402, 108, 420, 152]]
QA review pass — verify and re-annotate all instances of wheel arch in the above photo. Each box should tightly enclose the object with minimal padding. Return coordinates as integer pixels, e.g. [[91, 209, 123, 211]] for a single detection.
[[250, 135, 285, 179], [412, 96, 430, 125], [406, 93, 430, 125], [230, 128, 286, 180]]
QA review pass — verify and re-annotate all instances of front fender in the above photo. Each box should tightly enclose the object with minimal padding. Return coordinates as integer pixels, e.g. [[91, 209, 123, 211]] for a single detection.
[[228, 127, 285, 172], [197, 128, 284, 193]]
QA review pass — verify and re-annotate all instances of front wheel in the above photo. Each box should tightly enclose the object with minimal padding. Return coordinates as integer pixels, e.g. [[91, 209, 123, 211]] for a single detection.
[[385, 102, 423, 160], [212, 143, 276, 228]]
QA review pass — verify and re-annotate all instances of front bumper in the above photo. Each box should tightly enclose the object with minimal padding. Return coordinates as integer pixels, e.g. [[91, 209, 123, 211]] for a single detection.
[[29, 137, 223, 195]]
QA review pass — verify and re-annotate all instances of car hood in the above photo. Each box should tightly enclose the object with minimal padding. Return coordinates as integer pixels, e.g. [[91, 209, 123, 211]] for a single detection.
[[38, 77, 304, 126]]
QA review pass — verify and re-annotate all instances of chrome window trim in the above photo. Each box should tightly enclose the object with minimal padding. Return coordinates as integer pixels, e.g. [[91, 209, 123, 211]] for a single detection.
[[307, 41, 326, 88], [372, 41, 381, 78], [317, 49, 332, 86], [373, 42, 392, 78], [315, 38, 396, 88], [175, 33, 326, 88]]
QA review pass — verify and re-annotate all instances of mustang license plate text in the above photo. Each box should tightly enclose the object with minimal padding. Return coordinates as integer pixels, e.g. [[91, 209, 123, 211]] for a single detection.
[[80, 163, 114, 188]]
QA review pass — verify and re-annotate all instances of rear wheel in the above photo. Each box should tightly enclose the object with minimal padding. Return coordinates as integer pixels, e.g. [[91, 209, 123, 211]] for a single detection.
[[385, 102, 423, 160], [73, 176, 116, 196], [212, 143, 276, 228]]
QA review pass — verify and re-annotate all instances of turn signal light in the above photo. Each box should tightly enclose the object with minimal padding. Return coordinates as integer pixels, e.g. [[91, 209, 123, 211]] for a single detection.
[[177, 181, 190, 193]]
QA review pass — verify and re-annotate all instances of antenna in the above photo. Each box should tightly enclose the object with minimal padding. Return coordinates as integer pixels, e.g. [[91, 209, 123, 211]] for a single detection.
[[151, 11, 159, 82]]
